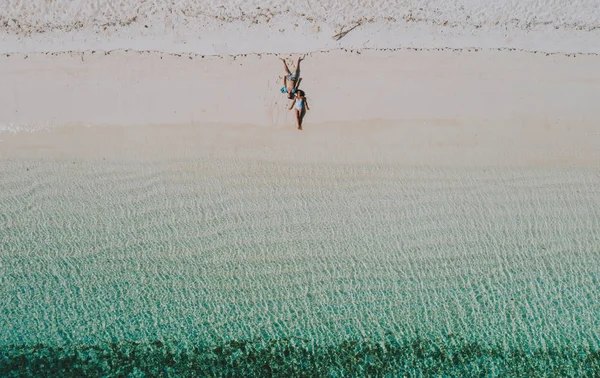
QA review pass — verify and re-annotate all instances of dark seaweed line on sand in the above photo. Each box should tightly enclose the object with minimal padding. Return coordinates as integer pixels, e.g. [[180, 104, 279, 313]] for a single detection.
[[2, 336, 600, 377], [2, 46, 598, 62]]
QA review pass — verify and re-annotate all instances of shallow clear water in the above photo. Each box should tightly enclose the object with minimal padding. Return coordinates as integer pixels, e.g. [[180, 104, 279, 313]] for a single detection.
[[1, 158, 599, 375]]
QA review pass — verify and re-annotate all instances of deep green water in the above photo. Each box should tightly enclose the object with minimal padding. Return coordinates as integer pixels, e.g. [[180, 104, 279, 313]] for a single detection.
[[1, 159, 599, 376], [2, 337, 600, 377]]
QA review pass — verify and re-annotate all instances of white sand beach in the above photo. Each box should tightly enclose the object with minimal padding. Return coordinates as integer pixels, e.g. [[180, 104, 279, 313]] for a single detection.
[[1, 1, 600, 375], [2, 0, 600, 54], [1, 49, 599, 167]]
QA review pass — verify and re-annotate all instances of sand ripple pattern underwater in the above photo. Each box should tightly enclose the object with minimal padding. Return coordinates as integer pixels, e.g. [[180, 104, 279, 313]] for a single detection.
[[1, 159, 600, 375]]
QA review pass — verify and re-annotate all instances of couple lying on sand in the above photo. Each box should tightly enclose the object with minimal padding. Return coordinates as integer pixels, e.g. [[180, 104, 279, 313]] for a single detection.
[[280, 57, 310, 130]]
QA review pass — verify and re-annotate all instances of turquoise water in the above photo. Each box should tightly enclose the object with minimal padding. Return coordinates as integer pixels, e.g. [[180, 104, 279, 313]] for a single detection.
[[1, 158, 599, 375]]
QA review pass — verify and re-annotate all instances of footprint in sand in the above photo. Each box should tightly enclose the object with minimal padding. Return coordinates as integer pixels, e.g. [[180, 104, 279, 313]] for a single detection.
[[266, 77, 287, 127]]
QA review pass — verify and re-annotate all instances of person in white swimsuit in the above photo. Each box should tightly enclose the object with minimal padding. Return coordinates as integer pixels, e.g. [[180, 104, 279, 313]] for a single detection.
[[288, 90, 310, 130]]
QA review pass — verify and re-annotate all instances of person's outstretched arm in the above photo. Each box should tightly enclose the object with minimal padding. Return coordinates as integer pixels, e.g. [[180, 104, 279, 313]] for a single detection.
[[304, 98, 310, 111], [288, 101, 295, 110]]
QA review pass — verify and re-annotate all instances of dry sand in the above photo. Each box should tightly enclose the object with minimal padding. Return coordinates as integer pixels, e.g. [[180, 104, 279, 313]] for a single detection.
[[2, 0, 600, 54], [2, 1, 599, 166], [1, 49, 599, 167]]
